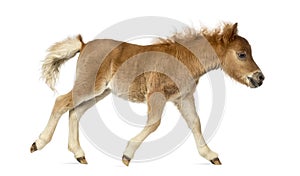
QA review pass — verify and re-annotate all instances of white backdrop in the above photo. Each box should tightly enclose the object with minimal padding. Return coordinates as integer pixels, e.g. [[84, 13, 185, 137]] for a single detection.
[[1, 0, 299, 175]]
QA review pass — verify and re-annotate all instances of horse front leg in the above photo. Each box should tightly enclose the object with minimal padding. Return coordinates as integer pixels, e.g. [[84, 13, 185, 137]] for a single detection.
[[175, 96, 221, 165], [122, 92, 166, 166]]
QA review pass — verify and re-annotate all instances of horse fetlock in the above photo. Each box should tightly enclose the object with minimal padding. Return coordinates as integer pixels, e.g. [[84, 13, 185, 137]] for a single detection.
[[68, 145, 85, 158], [69, 145, 86, 164], [123, 141, 140, 159], [199, 146, 218, 161], [35, 137, 51, 150]]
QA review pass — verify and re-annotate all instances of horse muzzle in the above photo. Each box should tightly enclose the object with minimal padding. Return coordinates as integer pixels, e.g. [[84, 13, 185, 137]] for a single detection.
[[247, 71, 265, 88]]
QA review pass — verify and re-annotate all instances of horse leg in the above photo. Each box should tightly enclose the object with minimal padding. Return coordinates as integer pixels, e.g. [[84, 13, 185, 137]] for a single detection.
[[175, 96, 221, 165], [30, 91, 73, 153], [122, 92, 166, 166], [68, 89, 111, 164]]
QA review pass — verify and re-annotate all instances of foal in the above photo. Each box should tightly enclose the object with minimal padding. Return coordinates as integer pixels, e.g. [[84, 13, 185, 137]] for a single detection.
[[30, 23, 264, 165]]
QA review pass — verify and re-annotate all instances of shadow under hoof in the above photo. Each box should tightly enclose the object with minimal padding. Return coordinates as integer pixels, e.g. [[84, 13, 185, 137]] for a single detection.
[[210, 157, 222, 165], [30, 142, 37, 153], [122, 155, 131, 166], [76, 156, 88, 164]]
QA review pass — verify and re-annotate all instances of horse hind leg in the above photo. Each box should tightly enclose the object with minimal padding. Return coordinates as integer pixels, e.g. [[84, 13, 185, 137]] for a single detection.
[[68, 89, 111, 164], [30, 91, 73, 153]]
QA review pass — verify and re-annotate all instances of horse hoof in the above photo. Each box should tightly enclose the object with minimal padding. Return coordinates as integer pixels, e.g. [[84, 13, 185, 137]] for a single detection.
[[122, 155, 131, 166], [76, 156, 88, 164], [30, 142, 37, 153], [210, 157, 222, 165]]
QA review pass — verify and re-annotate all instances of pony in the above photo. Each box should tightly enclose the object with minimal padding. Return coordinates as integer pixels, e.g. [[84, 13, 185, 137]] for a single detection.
[[30, 23, 264, 165]]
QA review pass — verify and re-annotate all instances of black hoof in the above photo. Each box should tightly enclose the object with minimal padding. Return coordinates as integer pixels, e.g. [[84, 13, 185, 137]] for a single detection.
[[76, 156, 88, 164], [30, 142, 37, 153], [122, 155, 131, 166], [210, 157, 222, 165]]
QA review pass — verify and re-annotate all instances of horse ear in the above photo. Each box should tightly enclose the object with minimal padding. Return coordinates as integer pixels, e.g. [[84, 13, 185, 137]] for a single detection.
[[222, 23, 238, 44]]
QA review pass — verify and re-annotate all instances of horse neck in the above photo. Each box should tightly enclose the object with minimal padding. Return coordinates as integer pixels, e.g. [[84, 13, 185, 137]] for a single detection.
[[176, 38, 222, 78]]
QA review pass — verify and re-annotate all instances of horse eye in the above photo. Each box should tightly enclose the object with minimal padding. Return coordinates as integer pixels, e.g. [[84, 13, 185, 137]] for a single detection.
[[237, 52, 247, 60]]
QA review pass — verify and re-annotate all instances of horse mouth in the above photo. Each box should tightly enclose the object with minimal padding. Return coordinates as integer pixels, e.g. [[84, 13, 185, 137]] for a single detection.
[[247, 76, 263, 88], [246, 71, 264, 88]]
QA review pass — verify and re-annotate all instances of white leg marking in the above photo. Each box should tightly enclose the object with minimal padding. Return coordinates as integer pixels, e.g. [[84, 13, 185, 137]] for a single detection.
[[176, 96, 218, 161], [35, 93, 71, 150], [68, 89, 111, 158], [68, 109, 85, 158], [123, 92, 166, 159]]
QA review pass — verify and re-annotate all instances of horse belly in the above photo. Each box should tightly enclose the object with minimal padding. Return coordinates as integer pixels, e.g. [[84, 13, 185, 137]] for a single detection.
[[108, 72, 181, 103], [108, 74, 147, 103]]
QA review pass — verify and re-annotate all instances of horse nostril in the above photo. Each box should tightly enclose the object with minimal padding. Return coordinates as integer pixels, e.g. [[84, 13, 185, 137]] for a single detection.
[[258, 72, 265, 81]]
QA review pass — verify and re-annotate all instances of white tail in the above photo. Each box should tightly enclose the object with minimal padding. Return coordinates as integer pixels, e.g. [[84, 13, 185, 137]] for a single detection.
[[41, 35, 84, 91]]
